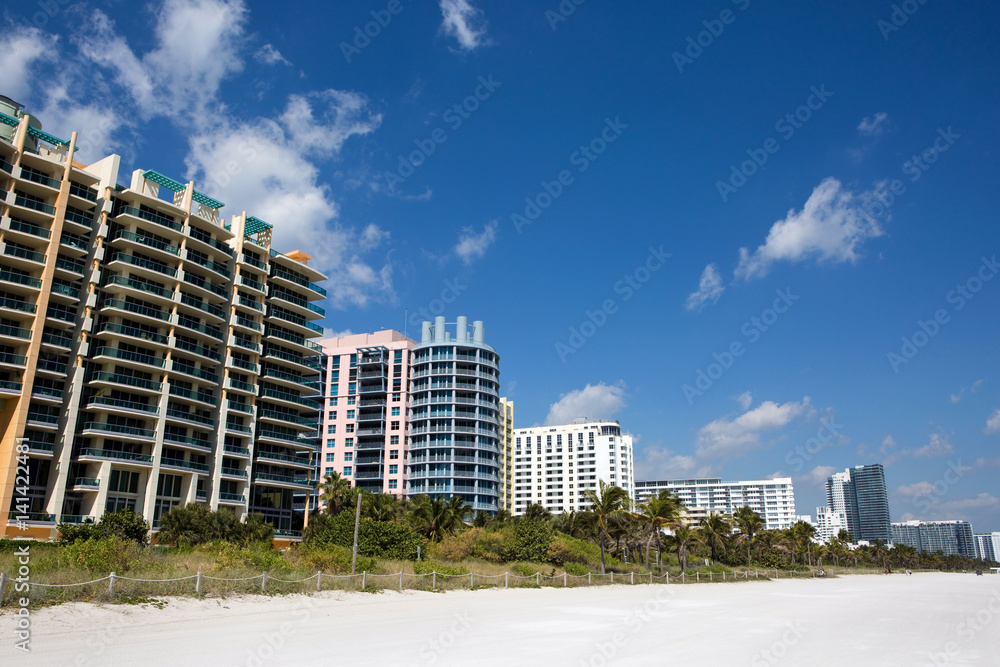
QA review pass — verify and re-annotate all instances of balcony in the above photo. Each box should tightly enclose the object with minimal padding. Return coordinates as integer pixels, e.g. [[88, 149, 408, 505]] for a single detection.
[[12, 194, 55, 216], [256, 450, 313, 467], [0, 352, 28, 368], [87, 395, 159, 416], [107, 252, 177, 278], [262, 347, 321, 371], [115, 206, 183, 233], [175, 316, 224, 341], [165, 408, 215, 428], [179, 294, 226, 321], [266, 308, 323, 336], [69, 477, 100, 490], [77, 448, 153, 463], [224, 444, 251, 457], [171, 362, 220, 384], [0, 296, 37, 315], [93, 346, 165, 368], [172, 337, 221, 362], [269, 289, 325, 319], [184, 250, 231, 279], [225, 377, 257, 394], [182, 271, 227, 298], [81, 421, 156, 440], [227, 356, 259, 373], [225, 422, 253, 435], [270, 267, 326, 298], [260, 388, 317, 409], [264, 327, 321, 354], [257, 429, 311, 446], [219, 493, 245, 504], [253, 472, 313, 489], [0, 269, 42, 291], [112, 230, 181, 258], [161, 458, 211, 473], [3, 243, 46, 265], [0, 323, 31, 342], [168, 385, 217, 406], [222, 467, 249, 478], [0, 380, 23, 395]]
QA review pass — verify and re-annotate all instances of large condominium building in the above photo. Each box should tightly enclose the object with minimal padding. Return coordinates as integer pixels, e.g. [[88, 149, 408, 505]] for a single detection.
[[513, 419, 635, 516], [891, 520, 976, 558], [0, 103, 326, 542], [974, 532, 1000, 562], [634, 477, 797, 530], [826, 464, 891, 543], [318, 331, 416, 496], [498, 397, 514, 513], [407, 317, 501, 513]]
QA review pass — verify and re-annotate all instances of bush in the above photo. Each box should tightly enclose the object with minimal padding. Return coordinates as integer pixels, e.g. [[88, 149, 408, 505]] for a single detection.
[[563, 562, 591, 576], [511, 563, 539, 577], [500, 521, 553, 563], [290, 544, 376, 574], [211, 541, 287, 572], [63, 537, 146, 573], [95, 509, 150, 545], [57, 521, 98, 545], [157, 506, 274, 547], [413, 560, 468, 576], [306, 512, 425, 560]]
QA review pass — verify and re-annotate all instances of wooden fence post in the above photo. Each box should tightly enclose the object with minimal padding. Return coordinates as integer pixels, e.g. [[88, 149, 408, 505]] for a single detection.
[[362, 572, 367, 589], [316, 572, 322, 592], [470, 572, 474, 588], [588, 572, 591, 585], [610, 572, 614, 584], [261, 572, 267, 592], [432, 571, 436, 589], [631, 572, 634, 585], [195, 571, 202, 595], [564, 572, 568, 587], [505, 572, 508, 588], [109, 572, 116, 597], [536, 572, 540, 586], [0, 573, 7, 605], [399, 571, 403, 592]]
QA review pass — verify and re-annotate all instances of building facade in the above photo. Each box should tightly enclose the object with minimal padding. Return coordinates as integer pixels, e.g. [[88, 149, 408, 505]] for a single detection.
[[498, 397, 514, 513], [513, 419, 634, 516], [407, 317, 501, 513], [891, 520, 976, 558], [815, 505, 849, 543], [318, 331, 415, 496], [826, 464, 891, 543], [974, 532, 1000, 562], [0, 104, 325, 541], [634, 477, 797, 530]]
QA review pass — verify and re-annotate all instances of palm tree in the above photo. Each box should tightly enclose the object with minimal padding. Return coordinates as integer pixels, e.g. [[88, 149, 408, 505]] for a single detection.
[[635, 491, 683, 571], [447, 495, 471, 525], [733, 506, 765, 565], [362, 492, 400, 521], [668, 524, 699, 573], [837, 529, 854, 544], [789, 521, 818, 565], [553, 510, 595, 539], [521, 502, 552, 523], [316, 471, 355, 515], [698, 513, 732, 564], [408, 496, 465, 541], [582, 480, 631, 573]]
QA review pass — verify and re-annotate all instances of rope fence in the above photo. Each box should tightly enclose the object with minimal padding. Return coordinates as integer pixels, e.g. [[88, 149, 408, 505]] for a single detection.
[[0, 566, 872, 606]]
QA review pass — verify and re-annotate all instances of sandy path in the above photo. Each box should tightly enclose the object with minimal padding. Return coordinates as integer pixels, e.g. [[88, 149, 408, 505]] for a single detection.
[[2, 573, 998, 666]]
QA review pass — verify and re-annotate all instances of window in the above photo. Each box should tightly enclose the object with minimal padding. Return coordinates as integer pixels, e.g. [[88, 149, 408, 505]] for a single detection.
[[345, 438, 354, 447], [328, 411, 336, 420], [389, 450, 399, 459], [348, 383, 356, 395], [329, 384, 338, 396], [346, 424, 354, 433], [325, 453, 335, 462], [347, 396, 356, 405], [329, 398, 338, 406], [394, 350, 403, 362], [346, 410, 355, 419], [391, 407, 400, 416], [391, 421, 400, 430], [325, 467, 334, 475], [389, 465, 398, 474], [330, 371, 339, 381], [327, 425, 336, 434], [344, 453, 353, 462], [392, 392, 401, 402], [388, 479, 398, 490], [390, 436, 399, 446], [350, 354, 357, 367], [330, 355, 340, 368], [344, 466, 352, 476]]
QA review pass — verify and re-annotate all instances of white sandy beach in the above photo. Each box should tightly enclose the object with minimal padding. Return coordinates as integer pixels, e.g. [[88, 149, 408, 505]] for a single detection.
[[3, 573, 999, 666]]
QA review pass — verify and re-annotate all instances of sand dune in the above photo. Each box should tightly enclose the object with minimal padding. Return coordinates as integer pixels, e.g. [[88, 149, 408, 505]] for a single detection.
[[3, 573, 999, 666]]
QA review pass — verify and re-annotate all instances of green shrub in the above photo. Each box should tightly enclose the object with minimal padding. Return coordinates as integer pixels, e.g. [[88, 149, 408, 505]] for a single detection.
[[63, 537, 146, 572], [511, 563, 539, 577], [212, 541, 287, 572], [157, 506, 274, 547], [95, 509, 150, 545], [291, 544, 376, 573], [563, 562, 591, 576], [413, 560, 468, 576], [307, 512, 425, 560], [56, 521, 97, 545]]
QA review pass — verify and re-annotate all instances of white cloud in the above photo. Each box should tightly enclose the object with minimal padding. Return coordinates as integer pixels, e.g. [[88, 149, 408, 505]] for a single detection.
[[950, 378, 984, 404], [798, 465, 837, 485], [914, 433, 954, 458], [898, 490, 999, 522], [280, 89, 381, 157], [76, 0, 248, 124], [635, 446, 708, 481], [545, 382, 626, 426], [696, 398, 812, 459], [984, 409, 1000, 434], [896, 481, 936, 499], [685, 263, 724, 311], [439, 0, 489, 51], [254, 43, 290, 66], [736, 391, 753, 411], [857, 112, 889, 137], [0, 29, 57, 101], [880, 435, 896, 453], [322, 328, 354, 339], [734, 178, 884, 282], [454, 220, 498, 264]]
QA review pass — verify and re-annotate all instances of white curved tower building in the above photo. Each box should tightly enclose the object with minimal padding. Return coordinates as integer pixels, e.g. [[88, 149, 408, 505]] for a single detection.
[[407, 317, 501, 513]]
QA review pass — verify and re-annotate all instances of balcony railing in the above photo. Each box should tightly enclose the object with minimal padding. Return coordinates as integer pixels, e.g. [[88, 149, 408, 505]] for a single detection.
[[105, 275, 175, 301], [185, 252, 231, 278], [116, 206, 182, 232], [0, 270, 42, 289], [161, 458, 211, 472], [0, 324, 31, 340], [94, 346, 165, 367], [271, 267, 326, 297], [9, 218, 51, 239], [260, 388, 317, 408], [88, 396, 158, 414], [89, 372, 162, 391], [114, 230, 181, 256], [172, 337, 221, 361], [13, 195, 55, 215], [4, 244, 46, 263], [102, 298, 169, 321], [108, 252, 176, 277], [169, 385, 217, 406], [77, 448, 153, 463], [82, 421, 155, 438]]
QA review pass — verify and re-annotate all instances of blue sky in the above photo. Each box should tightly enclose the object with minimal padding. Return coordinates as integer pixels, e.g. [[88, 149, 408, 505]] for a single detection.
[[4, 0, 999, 530]]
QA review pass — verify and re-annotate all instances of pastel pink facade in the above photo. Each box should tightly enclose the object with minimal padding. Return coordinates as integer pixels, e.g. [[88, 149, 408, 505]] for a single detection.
[[319, 330, 416, 496]]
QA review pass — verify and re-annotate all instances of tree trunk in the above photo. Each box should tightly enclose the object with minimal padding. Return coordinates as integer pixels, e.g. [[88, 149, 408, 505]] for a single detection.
[[599, 531, 607, 574]]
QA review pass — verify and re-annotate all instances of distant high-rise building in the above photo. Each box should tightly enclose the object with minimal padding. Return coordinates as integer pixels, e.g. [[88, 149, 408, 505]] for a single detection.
[[815, 506, 849, 543], [513, 419, 634, 515], [891, 520, 976, 558], [974, 532, 1000, 562], [635, 477, 797, 530], [826, 464, 891, 542], [498, 397, 514, 512], [407, 317, 501, 513], [318, 330, 416, 497]]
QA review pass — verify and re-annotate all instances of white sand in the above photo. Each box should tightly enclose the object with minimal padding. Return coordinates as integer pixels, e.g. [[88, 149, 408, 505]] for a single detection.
[[3, 573, 999, 666]]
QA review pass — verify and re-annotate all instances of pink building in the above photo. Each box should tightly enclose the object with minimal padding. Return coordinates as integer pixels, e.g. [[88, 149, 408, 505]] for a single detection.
[[319, 331, 416, 496]]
